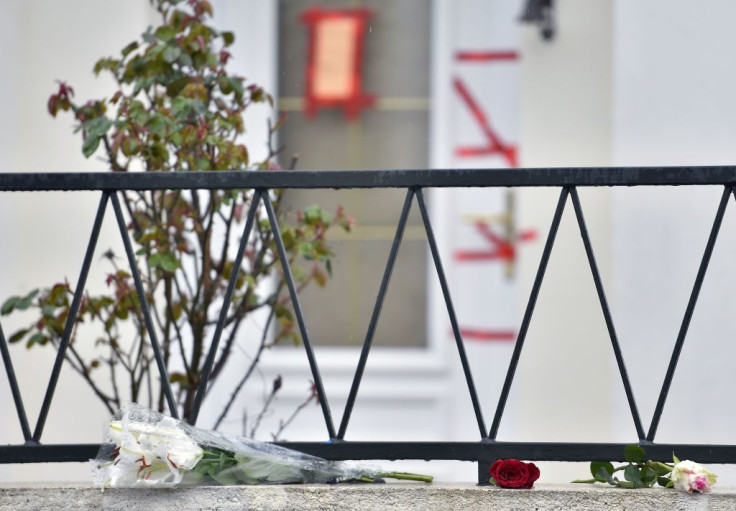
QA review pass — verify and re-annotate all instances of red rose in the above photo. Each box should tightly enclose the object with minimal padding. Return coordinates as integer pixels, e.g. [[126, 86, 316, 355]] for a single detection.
[[489, 459, 540, 489]]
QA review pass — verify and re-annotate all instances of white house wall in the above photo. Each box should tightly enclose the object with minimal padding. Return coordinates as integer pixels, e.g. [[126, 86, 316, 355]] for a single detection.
[[611, 0, 736, 484], [515, 0, 615, 483], [2, 0, 736, 486], [0, 1, 158, 482]]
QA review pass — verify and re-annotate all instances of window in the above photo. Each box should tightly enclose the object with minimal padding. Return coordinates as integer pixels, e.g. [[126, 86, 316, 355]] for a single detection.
[[277, 0, 432, 347]]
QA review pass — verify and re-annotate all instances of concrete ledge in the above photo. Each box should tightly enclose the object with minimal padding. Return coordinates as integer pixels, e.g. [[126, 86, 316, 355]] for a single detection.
[[2, 483, 735, 510]]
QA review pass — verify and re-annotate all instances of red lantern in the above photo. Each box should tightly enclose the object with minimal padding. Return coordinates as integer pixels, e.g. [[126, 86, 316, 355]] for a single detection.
[[300, 7, 375, 121]]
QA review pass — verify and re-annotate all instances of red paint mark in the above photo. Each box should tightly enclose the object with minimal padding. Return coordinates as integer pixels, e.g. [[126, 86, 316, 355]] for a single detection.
[[455, 50, 519, 62], [300, 8, 375, 121], [457, 328, 516, 342], [454, 221, 537, 263], [453, 77, 518, 166]]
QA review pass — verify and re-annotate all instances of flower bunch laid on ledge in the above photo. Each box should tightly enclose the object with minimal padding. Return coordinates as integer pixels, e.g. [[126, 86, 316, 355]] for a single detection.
[[489, 459, 540, 489], [91, 404, 433, 487], [572, 445, 716, 493]]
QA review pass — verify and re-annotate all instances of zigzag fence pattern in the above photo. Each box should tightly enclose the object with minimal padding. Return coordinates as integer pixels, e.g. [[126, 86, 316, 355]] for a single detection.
[[2, 167, 736, 484]]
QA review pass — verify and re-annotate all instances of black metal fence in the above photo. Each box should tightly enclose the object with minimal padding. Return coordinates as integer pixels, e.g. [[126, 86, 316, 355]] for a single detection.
[[2, 167, 736, 485]]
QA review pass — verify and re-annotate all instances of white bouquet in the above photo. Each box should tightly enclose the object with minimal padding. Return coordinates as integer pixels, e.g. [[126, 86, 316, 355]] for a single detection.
[[92, 404, 432, 487]]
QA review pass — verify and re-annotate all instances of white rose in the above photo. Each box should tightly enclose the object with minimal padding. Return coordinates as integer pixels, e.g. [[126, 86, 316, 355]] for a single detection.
[[669, 459, 717, 493]]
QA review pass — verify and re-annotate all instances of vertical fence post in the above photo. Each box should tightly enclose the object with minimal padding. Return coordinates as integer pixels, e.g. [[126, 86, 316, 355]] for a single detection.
[[478, 457, 495, 486]]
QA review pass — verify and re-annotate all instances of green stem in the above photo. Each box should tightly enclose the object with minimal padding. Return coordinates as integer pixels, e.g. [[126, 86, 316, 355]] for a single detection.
[[378, 471, 433, 484], [648, 461, 673, 473], [571, 478, 597, 484]]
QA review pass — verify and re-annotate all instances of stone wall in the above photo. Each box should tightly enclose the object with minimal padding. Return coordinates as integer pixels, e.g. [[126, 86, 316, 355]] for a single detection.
[[1, 484, 734, 510]]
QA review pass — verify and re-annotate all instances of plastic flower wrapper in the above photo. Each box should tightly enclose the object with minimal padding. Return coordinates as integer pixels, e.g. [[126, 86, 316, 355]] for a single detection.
[[91, 404, 433, 487]]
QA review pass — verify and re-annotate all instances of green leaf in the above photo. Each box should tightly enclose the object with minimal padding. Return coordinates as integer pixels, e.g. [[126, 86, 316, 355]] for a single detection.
[[251, 87, 264, 103], [85, 116, 114, 138], [617, 480, 635, 489], [672, 453, 681, 465], [93, 58, 119, 75], [650, 461, 673, 476], [129, 100, 148, 125], [298, 242, 313, 259], [142, 26, 155, 44], [658, 477, 674, 488], [49, 283, 69, 305], [132, 78, 147, 97], [591, 462, 614, 484], [177, 52, 192, 67], [624, 444, 646, 463], [155, 25, 177, 42], [222, 31, 235, 46], [624, 465, 643, 488], [229, 77, 244, 97], [158, 252, 179, 273], [304, 204, 330, 224], [121, 137, 141, 157], [26, 332, 47, 348], [1, 296, 19, 315], [82, 135, 101, 158], [218, 76, 232, 94], [8, 328, 29, 344], [147, 44, 165, 58], [641, 466, 657, 486], [146, 114, 167, 137], [2, 289, 41, 315], [169, 372, 188, 384], [163, 45, 181, 64], [15, 289, 40, 311], [148, 253, 162, 268], [121, 41, 139, 58], [171, 96, 190, 117]]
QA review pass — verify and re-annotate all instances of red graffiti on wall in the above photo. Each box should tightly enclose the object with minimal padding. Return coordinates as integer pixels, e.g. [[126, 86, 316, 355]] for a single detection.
[[454, 221, 537, 263], [452, 50, 527, 342], [453, 50, 519, 166]]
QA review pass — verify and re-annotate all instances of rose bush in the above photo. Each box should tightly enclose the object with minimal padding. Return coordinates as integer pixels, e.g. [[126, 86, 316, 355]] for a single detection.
[[489, 459, 540, 489]]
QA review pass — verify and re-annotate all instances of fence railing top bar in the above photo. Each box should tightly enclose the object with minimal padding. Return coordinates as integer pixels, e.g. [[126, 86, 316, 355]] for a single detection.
[[0, 166, 735, 191]]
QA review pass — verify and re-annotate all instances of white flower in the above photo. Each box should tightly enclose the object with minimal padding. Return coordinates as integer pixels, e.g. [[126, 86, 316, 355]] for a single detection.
[[96, 418, 203, 487], [669, 459, 717, 493]]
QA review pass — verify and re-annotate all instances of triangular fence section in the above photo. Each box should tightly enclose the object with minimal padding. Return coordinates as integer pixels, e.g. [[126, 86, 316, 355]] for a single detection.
[[645, 186, 734, 442], [0, 320, 32, 442], [437, 186, 527, 441], [260, 191, 337, 439], [0, 191, 115, 444], [337, 189, 415, 439], [188, 190, 264, 426], [338, 188, 497, 442], [490, 187, 644, 443], [415, 189, 489, 439]]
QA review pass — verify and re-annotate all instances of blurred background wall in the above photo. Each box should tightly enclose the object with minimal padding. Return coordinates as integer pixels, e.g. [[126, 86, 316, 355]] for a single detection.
[[1, 0, 736, 484]]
